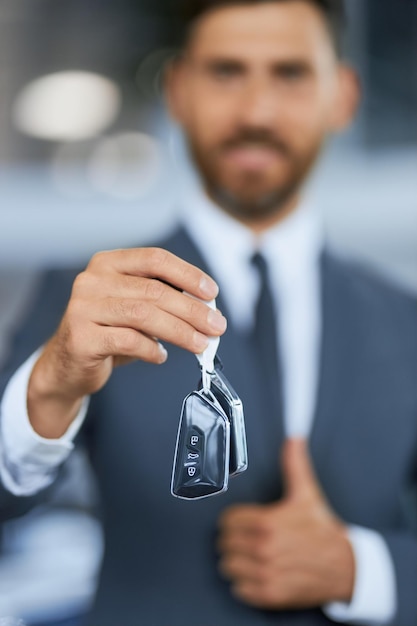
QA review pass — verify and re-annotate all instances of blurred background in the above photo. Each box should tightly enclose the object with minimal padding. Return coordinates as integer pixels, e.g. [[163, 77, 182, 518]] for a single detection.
[[0, 0, 416, 624]]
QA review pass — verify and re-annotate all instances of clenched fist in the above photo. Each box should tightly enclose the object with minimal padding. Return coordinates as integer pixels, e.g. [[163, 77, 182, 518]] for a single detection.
[[27, 247, 227, 438], [217, 439, 355, 610]]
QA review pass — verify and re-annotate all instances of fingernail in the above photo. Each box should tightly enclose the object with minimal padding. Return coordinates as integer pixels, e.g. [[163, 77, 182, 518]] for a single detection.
[[200, 275, 219, 299], [157, 343, 168, 363], [208, 309, 227, 332], [194, 332, 209, 352]]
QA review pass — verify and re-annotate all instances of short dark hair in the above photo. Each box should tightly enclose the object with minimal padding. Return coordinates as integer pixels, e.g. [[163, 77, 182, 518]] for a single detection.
[[178, 0, 346, 57]]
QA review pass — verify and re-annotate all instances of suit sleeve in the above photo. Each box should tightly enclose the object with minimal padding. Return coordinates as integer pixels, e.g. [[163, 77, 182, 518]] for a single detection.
[[381, 295, 417, 626], [381, 437, 417, 626], [382, 531, 417, 625], [0, 269, 80, 519]]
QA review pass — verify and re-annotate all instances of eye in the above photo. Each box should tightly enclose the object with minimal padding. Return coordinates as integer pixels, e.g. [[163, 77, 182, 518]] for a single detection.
[[207, 61, 243, 80], [275, 63, 310, 82]]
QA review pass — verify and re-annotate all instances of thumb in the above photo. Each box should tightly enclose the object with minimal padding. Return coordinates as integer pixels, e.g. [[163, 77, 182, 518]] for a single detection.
[[281, 438, 323, 503]]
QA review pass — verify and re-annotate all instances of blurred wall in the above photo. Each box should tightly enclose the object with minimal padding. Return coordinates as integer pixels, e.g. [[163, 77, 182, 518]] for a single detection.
[[0, 0, 417, 366], [0, 0, 416, 284], [0, 0, 416, 321]]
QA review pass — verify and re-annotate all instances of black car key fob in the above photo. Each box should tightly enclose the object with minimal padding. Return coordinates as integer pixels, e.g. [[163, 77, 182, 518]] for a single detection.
[[170, 296, 247, 500], [208, 367, 248, 477], [171, 389, 230, 500]]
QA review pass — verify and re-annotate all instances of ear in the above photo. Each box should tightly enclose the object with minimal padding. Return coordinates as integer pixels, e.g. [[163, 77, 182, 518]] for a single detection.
[[329, 65, 361, 132], [163, 56, 188, 124]]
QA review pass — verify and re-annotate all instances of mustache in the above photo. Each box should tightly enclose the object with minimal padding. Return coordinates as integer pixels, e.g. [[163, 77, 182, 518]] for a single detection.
[[220, 129, 291, 157]]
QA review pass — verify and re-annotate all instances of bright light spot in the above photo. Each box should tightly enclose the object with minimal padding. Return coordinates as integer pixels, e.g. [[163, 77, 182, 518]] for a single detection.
[[13, 71, 121, 141], [88, 132, 163, 199]]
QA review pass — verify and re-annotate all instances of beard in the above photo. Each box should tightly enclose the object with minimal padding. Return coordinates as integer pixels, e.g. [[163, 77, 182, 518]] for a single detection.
[[210, 172, 301, 223], [187, 127, 323, 223]]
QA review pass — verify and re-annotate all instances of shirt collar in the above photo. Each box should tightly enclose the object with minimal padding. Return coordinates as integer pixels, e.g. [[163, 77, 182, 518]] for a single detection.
[[180, 186, 323, 329]]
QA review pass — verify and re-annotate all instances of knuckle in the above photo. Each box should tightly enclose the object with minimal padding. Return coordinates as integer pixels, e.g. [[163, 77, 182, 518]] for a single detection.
[[108, 298, 126, 319], [144, 278, 165, 302], [87, 250, 106, 269], [117, 330, 138, 354], [174, 319, 194, 347], [102, 330, 136, 356], [178, 261, 193, 286], [110, 331, 162, 363], [257, 514, 275, 536], [101, 332, 117, 355], [108, 297, 124, 319], [146, 247, 169, 272], [253, 537, 271, 562], [131, 300, 151, 325], [107, 299, 151, 326], [72, 270, 105, 300], [72, 271, 89, 295], [187, 297, 203, 321]]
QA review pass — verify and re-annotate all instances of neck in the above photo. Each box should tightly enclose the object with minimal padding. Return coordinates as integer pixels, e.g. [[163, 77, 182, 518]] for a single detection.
[[207, 192, 301, 235]]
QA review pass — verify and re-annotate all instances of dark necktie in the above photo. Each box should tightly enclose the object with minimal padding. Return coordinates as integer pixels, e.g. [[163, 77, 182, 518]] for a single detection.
[[250, 252, 282, 416], [250, 252, 285, 501]]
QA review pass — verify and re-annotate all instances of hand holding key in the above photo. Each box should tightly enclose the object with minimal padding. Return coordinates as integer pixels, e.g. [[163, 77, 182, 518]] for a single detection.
[[27, 247, 227, 439]]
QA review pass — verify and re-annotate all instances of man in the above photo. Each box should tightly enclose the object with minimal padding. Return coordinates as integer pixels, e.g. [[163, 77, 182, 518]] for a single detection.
[[1, 1, 416, 625]]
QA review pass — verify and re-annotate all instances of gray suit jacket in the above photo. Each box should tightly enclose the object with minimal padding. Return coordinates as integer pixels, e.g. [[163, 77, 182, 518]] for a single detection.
[[1, 227, 416, 626]]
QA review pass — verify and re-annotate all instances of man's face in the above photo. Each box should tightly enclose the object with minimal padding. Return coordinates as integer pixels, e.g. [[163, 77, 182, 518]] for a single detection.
[[168, 1, 354, 224]]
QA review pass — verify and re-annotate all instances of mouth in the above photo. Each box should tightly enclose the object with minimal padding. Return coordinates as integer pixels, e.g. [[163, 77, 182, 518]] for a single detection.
[[221, 145, 285, 171]]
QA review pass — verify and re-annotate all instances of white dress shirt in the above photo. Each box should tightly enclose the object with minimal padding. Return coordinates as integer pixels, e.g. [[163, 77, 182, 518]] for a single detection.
[[0, 190, 395, 624]]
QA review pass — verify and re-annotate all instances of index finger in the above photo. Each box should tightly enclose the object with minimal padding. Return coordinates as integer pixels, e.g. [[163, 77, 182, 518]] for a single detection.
[[91, 247, 219, 301]]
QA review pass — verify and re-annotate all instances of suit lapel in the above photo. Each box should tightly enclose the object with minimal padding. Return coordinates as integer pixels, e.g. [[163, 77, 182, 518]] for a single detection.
[[309, 252, 361, 481]]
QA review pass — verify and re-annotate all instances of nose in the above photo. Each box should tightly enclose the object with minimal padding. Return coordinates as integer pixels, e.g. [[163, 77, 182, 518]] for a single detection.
[[238, 76, 278, 128]]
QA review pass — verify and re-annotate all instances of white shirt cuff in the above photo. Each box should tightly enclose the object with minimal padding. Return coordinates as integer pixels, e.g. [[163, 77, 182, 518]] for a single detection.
[[324, 524, 396, 624], [0, 349, 89, 495]]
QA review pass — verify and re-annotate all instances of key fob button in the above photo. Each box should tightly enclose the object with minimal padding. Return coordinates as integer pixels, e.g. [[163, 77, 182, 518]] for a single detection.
[[182, 464, 201, 484], [185, 450, 200, 462], [188, 429, 203, 451]]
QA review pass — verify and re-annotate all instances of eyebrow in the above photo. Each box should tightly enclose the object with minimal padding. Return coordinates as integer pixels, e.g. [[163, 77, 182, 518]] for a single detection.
[[200, 58, 246, 71], [271, 59, 313, 74], [199, 56, 314, 74]]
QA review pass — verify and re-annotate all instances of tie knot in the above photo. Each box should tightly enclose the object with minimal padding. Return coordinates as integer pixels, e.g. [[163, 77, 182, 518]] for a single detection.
[[251, 251, 269, 283], [250, 251, 276, 318]]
